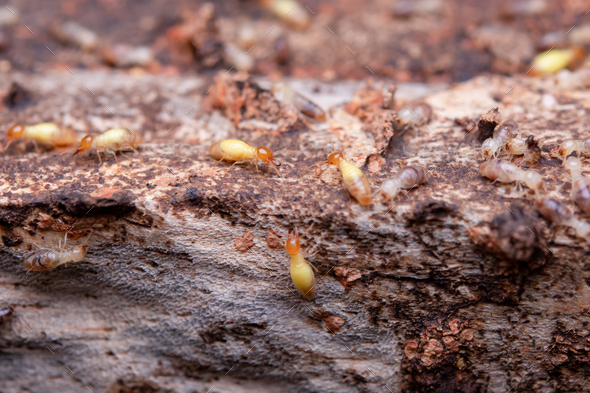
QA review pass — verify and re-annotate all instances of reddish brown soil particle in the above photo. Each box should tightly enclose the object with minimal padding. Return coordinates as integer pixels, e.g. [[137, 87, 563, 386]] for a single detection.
[[333, 266, 362, 288], [266, 229, 281, 249], [344, 82, 398, 154], [234, 231, 254, 252], [312, 310, 345, 333], [401, 318, 483, 392], [209, 72, 304, 134]]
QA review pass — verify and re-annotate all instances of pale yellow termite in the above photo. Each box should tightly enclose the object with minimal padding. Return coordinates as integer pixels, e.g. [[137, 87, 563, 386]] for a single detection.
[[24, 231, 92, 272], [73, 128, 142, 164], [480, 159, 543, 191], [3, 123, 77, 151], [325, 152, 372, 206], [378, 165, 428, 204], [208, 139, 281, 175], [285, 227, 315, 299]]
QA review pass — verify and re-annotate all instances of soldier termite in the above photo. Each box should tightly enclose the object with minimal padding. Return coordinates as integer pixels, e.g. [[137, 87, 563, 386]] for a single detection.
[[479, 159, 543, 191], [24, 230, 93, 272], [558, 139, 590, 164], [271, 82, 326, 121], [2, 123, 77, 152], [208, 139, 282, 176], [285, 227, 315, 299], [377, 165, 428, 204], [535, 197, 590, 238], [325, 151, 372, 206], [481, 120, 520, 160], [565, 156, 590, 216], [73, 128, 142, 164]]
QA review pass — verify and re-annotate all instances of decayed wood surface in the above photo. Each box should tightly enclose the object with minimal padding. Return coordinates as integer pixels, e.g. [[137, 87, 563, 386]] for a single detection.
[[0, 70, 590, 393]]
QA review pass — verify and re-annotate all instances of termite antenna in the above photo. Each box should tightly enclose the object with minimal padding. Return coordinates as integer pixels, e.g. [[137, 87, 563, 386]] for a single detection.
[[328, 137, 337, 152], [81, 229, 94, 246]]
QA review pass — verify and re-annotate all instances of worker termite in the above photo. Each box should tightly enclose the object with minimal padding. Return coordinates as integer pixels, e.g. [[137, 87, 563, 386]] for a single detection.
[[480, 159, 543, 191], [259, 0, 311, 31], [24, 230, 92, 272], [272, 82, 326, 121], [395, 103, 433, 137], [377, 165, 428, 204], [535, 197, 590, 238], [481, 120, 520, 160], [208, 139, 281, 176], [565, 156, 590, 216], [73, 128, 142, 164], [557, 139, 590, 164], [325, 151, 372, 206], [397, 103, 433, 127], [285, 227, 315, 299], [3, 123, 77, 152]]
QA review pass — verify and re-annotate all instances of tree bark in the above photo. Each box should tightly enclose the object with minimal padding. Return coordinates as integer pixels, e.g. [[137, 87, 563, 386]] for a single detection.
[[0, 70, 589, 393]]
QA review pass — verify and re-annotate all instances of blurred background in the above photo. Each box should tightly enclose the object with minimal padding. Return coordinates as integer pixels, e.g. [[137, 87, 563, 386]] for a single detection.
[[0, 0, 588, 82]]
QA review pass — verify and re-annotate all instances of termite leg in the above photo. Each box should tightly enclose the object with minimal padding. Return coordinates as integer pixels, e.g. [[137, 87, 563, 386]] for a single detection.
[[2, 139, 14, 152], [96, 150, 102, 165], [32, 139, 40, 153], [114, 152, 119, 163]]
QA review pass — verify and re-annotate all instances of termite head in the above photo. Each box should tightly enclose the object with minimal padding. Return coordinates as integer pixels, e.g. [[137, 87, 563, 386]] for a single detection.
[[558, 140, 576, 158], [525, 135, 536, 149], [286, 227, 301, 255], [70, 245, 88, 262], [256, 146, 281, 166], [326, 152, 344, 165], [6, 124, 25, 139], [524, 171, 543, 191], [565, 156, 583, 173], [481, 138, 500, 159], [74, 135, 94, 155]]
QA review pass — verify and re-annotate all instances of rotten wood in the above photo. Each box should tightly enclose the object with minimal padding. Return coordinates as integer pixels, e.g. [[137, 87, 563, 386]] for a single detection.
[[0, 70, 589, 393]]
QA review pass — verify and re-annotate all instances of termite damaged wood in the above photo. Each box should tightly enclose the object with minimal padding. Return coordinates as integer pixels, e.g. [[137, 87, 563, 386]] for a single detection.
[[0, 70, 589, 393]]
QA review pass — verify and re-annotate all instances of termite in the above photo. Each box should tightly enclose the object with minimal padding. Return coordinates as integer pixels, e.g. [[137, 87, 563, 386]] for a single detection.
[[73, 128, 142, 164], [479, 159, 543, 191], [523, 136, 544, 165], [535, 197, 590, 238], [272, 82, 326, 121], [565, 156, 590, 216], [505, 136, 527, 157], [481, 120, 520, 160], [208, 139, 281, 175], [396, 103, 433, 137], [285, 227, 315, 299], [3, 123, 77, 152], [397, 103, 433, 127], [259, 0, 311, 31], [377, 165, 428, 203], [325, 151, 372, 206], [24, 230, 92, 272], [558, 139, 590, 164]]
